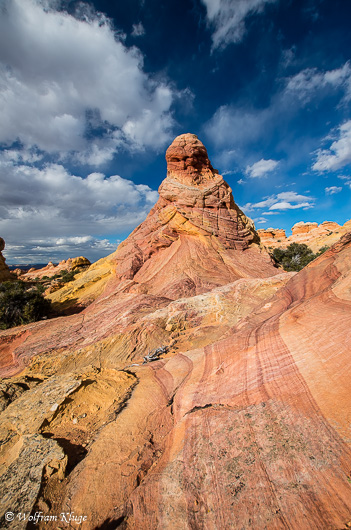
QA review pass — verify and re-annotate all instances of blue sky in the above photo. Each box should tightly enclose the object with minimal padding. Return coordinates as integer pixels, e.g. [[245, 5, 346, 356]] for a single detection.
[[0, 0, 350, 263]]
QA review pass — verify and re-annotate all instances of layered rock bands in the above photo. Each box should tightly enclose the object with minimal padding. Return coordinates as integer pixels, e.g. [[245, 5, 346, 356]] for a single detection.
[[0, 134, 350, 530]]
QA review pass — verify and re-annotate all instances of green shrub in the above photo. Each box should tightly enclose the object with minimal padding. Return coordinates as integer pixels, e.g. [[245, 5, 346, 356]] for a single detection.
[[272, 243, 326, 272], [0, 281, 51, 329], [59, 270, 77, 283], [315, 245, 329, 257]]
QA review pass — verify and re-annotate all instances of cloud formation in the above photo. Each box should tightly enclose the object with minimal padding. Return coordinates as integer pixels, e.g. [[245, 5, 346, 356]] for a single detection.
[[313, 120, 351, 172], [205, 61, 351, 171], [286, 62, 351, 103], [6, 236, 118, 265], [201, 0, 278, 49], [325, 186, 342, 195], [246, 158, 279, 178], [243, 191, 314, 212], [0, 153, 158, 262], [0, 0, 176, 165]]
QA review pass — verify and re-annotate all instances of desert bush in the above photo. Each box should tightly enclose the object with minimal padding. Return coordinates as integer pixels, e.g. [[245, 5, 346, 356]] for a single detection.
[[272, 243, 329, 272], [60, 270, 76, 283], [0, 281, 51, 329]]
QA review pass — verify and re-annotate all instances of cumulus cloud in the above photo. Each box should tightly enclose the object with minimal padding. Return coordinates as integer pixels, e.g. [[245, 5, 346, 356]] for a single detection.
[[0, 154, 158, 262], [246, 158, 279, 178], [0, 0, 176, 164], [325, 186, 342, 195], [243, 191, 314, 212], [201, 0, 278, 49], [312, 120, 351, 172]]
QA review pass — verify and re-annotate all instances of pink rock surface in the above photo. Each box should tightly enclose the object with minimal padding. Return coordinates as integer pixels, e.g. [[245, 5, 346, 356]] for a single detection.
[[58, 233, 351, 529], [0, 136, 350, 529]]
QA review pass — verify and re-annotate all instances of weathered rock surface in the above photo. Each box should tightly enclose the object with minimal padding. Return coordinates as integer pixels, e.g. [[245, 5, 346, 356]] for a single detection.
[[53, 233, 351, 529], [0, 368, 136, 529], [1, 232, 347, 529], [257, 227, 287, 243], [258, 218, 351, 252], [0, 238, 13, 282], [0, 135, 351, 529]]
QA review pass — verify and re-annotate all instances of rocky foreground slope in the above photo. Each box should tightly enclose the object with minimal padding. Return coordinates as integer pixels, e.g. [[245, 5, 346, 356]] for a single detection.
[[0, 134, 350, 529]]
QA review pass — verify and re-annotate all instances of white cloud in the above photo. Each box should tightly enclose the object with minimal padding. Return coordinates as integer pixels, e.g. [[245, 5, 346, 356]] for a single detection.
[[242, 191, 314, 212], [269, 201, 312, 210], [246, 158, 279, 178], [312, 120, 351, 172], [201, 0, 278, 49], [254, 217, 268, 224], [338, 175, 351, 188], [325, 186, 342, 195], [0, 154, 158, 262], [131, 22, 145, 37], [0, 0, 176, 164], [286, 62, 351, 103], [274, 191, 312, 202]]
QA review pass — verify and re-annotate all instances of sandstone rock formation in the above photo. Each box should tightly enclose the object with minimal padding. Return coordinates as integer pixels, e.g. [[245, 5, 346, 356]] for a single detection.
[[48, 133, 277, 311], [0, 135, 350, 529], [22, 256, 91, 281], [258, 218, 351, 252], [257, 227, 287, 244], [0, 238, 13, 282]]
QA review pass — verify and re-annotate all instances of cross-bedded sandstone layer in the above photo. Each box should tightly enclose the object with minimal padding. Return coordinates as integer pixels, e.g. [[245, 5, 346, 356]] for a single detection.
[[49, 233, 351, 530], [0, 135, 350, 529], [46, 134, 277, 312]]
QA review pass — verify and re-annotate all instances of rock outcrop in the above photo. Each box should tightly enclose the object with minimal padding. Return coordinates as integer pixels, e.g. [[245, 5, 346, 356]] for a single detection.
[[257, 227, 287, 244], [48, 133, 277, 310], [112, 133, 272, 299], [258, 218, 351, 252], [22, 256, 91, 281], [0, 135, 351, 529], [0, 238, 13, 282]]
